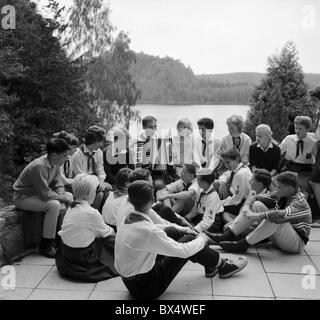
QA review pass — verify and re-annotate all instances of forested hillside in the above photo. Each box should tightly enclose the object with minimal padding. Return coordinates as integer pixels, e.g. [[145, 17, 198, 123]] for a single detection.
[[131, 53, 320, 104]]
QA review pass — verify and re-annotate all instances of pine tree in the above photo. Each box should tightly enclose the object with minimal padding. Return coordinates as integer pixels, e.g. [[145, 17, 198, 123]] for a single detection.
[[245, 42, 316, 142]]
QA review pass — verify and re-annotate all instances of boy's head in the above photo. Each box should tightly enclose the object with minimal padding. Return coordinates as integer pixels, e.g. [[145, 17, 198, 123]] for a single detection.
[[46, 138, 70, 166], [197, 168, 216, 190], [115, 168, 133, 191], [276, 171, 299, 199], [221, 148, 241, 171], [72, 174, 99, 204], [177, 118, 193, 137], [129, 168, 153, 184], [84, 126, 106, 150], [294, 116, 311, 140], [197, 118, 214, 140], [53, 131, 79, 156], [142, 116, 157, 137], [255, 124, 272, 146], [251, 169, 271, 194], [128, 180, 155, 212], [310, 87, 320, 106], [226, 115, 244, 136], [181, 163, 197, 183]]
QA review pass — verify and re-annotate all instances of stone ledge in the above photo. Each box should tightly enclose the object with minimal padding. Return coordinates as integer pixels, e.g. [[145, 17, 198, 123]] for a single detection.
[[0, 206, 43, 266]]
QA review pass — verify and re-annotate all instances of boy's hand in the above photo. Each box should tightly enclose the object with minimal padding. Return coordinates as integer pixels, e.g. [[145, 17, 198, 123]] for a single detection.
[[185, 227, 198, 236], [219, 182, 229, 199], [243, 210, 261, 220], [60, 192, 73, 204]]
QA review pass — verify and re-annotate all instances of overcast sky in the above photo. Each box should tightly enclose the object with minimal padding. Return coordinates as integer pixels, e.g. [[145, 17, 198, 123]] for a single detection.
[[38, 0, 320, 74]]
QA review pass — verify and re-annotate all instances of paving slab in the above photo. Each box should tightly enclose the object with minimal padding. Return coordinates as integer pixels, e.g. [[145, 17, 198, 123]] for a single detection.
[[268, 273, 320, 299]]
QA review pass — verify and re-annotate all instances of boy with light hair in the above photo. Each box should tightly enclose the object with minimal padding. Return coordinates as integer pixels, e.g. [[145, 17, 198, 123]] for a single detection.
[[56, 173, 117, 282], [309, 87, 320, 227], [279, 116, 317, 199], [249, 124, 281, 182]]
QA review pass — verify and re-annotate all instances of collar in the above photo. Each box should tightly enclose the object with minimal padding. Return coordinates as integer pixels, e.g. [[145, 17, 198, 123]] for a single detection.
[[258, 188, 267, 195], [42, 155, 53, 169], [138, 131, 158, 140], [82, 144, 96, 154], [233, 162, 244, 173], [293, 135, 309, 142], [74, 199, 91, 206], [202, 184, 215, 195], [257, 141, 273, 151], [133, 210, 153, 223]]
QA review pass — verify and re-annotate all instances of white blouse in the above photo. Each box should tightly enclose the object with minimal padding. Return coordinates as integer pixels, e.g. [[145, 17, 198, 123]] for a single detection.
[[219, 132, 252, 165], [59, 200, 114, 248], [102, 192, 127, 226]]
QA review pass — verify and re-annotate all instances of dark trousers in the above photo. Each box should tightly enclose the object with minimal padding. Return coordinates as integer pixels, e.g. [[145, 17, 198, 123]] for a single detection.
[[122, 227, 220, 300], [223, 200, 245, 216], [189, 213, 223, 233], [152, 203, 189, 227]]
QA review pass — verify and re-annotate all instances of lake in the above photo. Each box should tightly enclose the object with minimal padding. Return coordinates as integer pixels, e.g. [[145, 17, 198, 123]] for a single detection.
[[130, 104, 250, 139]]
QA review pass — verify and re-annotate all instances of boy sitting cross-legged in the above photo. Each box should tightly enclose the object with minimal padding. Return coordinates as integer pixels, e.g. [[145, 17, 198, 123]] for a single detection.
[[156, 163, 200, 217], [115, 180, 248, 300], [215, 171, 312, 254], [184, 168, 224, 233], [216, 148, 252, 229], [206, 169, 273, 243]]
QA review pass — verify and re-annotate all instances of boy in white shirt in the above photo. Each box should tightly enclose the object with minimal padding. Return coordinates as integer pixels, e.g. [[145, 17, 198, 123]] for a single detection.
[[115, 180, 248, 299], [194, 117, 221, 171], [218, 149, 252, 220], [279, 116, 317, 199], [71, 126, 113, 212], [102, 168, 133, 231], [206, 169, 272, 243], [116, 168, 191, 228], [185, 168, 224, 233], [219, 115, 252, 166], [156, 163, 200, 217]]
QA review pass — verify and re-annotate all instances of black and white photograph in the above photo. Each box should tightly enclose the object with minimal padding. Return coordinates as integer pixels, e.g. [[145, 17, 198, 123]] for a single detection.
[[1, 0, 320, 305]]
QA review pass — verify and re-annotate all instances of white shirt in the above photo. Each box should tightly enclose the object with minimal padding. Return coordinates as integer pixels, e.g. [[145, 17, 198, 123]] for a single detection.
[[116, 196, 189, 231], [58, 200, 114, 248], [219, 162, 252, 207], [171, 133, 196, 166], [191, 185, 224, 233], [219, 133, 252, 165], [193, 134, 221, 170], [166, 178, 199, 196], [134, 131, 170, 169], [71, 144, 106, 181], [279, 134, 317, 164], [102, 192, 127, 226], [115, 210, 207, 277]]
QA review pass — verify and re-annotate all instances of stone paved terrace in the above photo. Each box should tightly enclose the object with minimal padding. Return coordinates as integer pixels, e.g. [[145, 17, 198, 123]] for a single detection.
[[1, 228, 320, 300]]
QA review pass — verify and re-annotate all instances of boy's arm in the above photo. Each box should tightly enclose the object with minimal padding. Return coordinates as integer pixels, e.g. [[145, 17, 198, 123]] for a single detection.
[[259, 201, 311, 224], [194, 194, 222, 232], [166, 189, 196, 200], [221, 173, 249, 207], [95, 149, 107, 183]]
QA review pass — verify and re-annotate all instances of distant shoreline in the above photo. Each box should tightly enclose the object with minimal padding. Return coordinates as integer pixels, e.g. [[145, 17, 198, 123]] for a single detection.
[[135, 102, 250, 106]]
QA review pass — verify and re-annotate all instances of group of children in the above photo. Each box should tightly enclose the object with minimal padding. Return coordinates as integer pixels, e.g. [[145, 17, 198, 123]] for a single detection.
[[11, 87, 320, 299]]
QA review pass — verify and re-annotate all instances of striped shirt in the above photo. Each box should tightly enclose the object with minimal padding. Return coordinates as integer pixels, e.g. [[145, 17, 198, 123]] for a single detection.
[[256, 191, 312, 244]]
